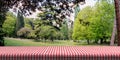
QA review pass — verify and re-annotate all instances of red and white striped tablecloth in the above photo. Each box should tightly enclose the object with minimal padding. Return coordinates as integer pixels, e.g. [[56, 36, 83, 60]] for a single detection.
[[0, 46, 120, 60]]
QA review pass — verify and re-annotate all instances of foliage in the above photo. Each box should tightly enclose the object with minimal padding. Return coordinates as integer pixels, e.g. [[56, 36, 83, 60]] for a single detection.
[[27, 30, 36, 39], [68, 29, 73, 40], [2, 12, 16, 37], [33, 18, 64, 41], [24, 18, 34, 30], [73, 6, 94, 40], [15, 11, 25, 35], [72, 0, 115, 44], [0, 0, 116, 45], [35, 24, 61, 41], [60, 21, 69, 40], [17, 27, 31, 38], [0, 0, 85, 46], [91, 0, 115, 43]]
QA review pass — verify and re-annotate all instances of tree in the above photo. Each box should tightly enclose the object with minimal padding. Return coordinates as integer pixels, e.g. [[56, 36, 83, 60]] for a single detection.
[[0, 0, 85, 46], [2, 12, 16, 37], [60, 21, 69, 40], [110, 19, 116, 46], [72, 6, 94, 44], [92, 0, 115, 44], [72, 0, 115, 44], [24, 18, 35, 30], [33, 19, 63, 41], [114, 0, 120, 46], [15, 11, 25, 35]]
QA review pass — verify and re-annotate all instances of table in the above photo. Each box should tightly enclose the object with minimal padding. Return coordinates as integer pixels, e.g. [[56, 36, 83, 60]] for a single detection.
[[0, 46, 120, 60]]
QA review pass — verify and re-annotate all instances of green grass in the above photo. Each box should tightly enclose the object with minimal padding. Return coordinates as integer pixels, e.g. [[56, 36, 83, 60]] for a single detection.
[[5, 37, 110, 46], [5, 38, 80, 46]]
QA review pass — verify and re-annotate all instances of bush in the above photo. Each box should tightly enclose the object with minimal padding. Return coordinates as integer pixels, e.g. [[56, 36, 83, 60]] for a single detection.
[[17, 27, 31, 38], [27, 30, 36, 39], [34, 25, 64, 41]]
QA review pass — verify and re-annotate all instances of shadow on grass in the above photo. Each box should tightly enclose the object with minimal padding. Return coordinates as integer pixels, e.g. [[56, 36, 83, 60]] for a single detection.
[[74, 42, 110, 46]]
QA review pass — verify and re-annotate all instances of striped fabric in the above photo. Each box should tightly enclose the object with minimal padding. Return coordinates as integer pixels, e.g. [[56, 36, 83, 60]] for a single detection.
[[0, 46, 120, 60]]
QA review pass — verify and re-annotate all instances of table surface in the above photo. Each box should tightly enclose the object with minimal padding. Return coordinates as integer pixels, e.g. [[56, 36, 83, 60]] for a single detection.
[[0, 46, 120, 56]]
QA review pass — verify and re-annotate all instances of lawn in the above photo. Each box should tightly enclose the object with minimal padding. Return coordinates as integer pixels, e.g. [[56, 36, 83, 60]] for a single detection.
[[5, 38, 80, 46], [5, 37, 109, 46]]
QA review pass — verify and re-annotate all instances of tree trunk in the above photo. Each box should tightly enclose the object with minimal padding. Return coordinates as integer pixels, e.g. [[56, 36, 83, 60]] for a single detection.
[[87, 40, 90, 44], [110, 19, 116, 46], [0, 25, 4, 46], [51, 39, 54, 42], [100, 38, 103, 44], [114, 0, 120, 46], [94, 39, 98, 44], [0, 12, 6, 46], [0, 21, 5, 46], [104, 39, 107, 43]]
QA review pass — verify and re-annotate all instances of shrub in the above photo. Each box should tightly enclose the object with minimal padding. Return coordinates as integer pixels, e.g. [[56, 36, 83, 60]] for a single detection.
[[17, 27, 31, 38], [27, 30, 36, 39]]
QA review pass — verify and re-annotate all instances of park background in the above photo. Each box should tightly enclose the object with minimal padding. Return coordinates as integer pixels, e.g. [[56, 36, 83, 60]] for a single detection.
[[2, 0, 116, 46]]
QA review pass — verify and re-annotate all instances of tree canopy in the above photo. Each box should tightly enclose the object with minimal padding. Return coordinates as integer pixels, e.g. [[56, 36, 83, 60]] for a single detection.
[[0, 0, 85, 46], [72, 0, 115, 44]]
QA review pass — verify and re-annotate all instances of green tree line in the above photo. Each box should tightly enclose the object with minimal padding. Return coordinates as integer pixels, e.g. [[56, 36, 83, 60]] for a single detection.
[[72, 0, 115, 44]]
